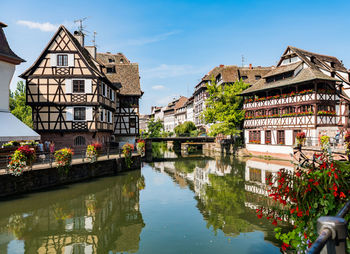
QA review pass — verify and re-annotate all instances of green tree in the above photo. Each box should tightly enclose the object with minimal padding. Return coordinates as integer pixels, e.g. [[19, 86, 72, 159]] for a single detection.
[[146, 117, 163, 137], [9, 81, 33, 128], [201, 78, 249, 136], [174, 121, 196, 137]]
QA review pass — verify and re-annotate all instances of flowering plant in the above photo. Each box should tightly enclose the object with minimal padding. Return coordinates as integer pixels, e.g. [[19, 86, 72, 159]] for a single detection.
[[256, 147, 350, 252], [122, 143, 134, 168], [136, 140, 145, 156], [54, 148, 73, 173], [17, 146, 36, 165], [345, 131, 350, 158], [7, 155, 26, 176], [86, 144, 98, 163], [7, 145, 36, 176], [317, 110, 336, 116], [295, 132, 306, 146]]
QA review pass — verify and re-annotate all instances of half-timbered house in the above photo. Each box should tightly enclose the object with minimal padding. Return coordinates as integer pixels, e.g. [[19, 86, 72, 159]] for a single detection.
[[97, 52, 142, 146], [241, 46, 350, 157], [20, 26, 117, 149]]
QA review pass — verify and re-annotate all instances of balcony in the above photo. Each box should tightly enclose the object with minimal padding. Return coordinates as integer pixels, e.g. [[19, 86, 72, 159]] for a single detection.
[[243, 92, 339, 109]]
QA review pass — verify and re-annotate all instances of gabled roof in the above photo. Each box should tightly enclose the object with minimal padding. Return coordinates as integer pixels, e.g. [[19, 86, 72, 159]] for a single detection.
[[0, 22, 25, 65], [97, 52, 142, 96], [175, 96, 188, 110], [241, 46, 348, 95], [20, 25, 106, 79]]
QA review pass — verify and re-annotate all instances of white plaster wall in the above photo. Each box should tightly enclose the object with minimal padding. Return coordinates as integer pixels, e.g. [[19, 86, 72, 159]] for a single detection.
[[272, 130, 277, 145], [0, 60, 15, 112], [285, 130, 293, 145], [246, 144, 293, 156]]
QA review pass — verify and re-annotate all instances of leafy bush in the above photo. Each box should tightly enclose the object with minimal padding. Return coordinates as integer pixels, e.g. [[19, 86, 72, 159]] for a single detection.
[[136, 140, 145, 156], [174, 121, 196, 137], [257, 144, 350, 252]]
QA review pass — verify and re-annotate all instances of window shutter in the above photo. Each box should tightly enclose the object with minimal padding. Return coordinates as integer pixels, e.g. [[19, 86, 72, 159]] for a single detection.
[[66, 107, 73, 121], [111, 90, 115, 101], [86, 107, 93, 121], [109, 111, 112, 123], [65, 79, 72, 93], [68, 54, 75, 67], [104, 85, 107, 97], [50, 53, 57, 67], [85, 79, 92, 93]]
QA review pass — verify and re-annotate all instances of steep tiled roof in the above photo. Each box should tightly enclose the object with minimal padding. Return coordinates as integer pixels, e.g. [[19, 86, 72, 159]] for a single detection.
[[241, 67, 338, 95], [241, 46, 348, 95], [97, 52, 142, 96], [175, 96, 188, 110], [0, 22, 25, 64]]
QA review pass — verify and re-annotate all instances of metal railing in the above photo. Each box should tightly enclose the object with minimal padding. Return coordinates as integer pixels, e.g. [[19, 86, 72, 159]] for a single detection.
[[307, 200, 350, 254], [304, 137, 345, 148], [0, 146, 126, 172]]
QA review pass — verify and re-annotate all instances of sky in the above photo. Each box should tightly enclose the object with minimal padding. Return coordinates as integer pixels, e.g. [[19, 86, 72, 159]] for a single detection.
[[1, 0, 350, 114]]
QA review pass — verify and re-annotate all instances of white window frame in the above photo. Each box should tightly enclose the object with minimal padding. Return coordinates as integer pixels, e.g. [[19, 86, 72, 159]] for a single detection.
[[73, 107, 86, 122]]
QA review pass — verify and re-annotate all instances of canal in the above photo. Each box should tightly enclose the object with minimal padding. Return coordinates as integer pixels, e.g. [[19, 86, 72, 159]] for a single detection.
[[0, 150, 292, 253]]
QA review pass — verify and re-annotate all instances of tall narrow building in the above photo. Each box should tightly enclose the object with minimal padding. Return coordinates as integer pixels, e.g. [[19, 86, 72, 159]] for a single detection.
[[20, 26, 116, 148], [97, 52, 142, 146]]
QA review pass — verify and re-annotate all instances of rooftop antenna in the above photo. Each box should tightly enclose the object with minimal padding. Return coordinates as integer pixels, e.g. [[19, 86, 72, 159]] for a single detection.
[[241, 55, 245, 67], [74, 17, 87, 32], [92, 31, 97, 47]]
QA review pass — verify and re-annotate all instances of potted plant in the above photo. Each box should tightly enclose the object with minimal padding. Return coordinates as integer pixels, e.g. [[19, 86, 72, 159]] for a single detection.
[[136, 139, 145, 157], [295, 132, 306, 148], [54, 148, 74, 174]]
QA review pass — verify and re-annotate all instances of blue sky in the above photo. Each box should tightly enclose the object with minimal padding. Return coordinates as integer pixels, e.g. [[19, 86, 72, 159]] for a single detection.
[[2, 0, 350, 114]]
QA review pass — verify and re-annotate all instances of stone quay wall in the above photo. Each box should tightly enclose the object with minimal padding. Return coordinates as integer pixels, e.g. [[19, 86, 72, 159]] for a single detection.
[[0, 155, 141, 198]]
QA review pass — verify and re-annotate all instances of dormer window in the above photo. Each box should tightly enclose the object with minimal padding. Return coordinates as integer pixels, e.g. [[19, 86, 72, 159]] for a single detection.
[[108, 58, 115, 63], [330, 62, 335, 68], [57, 54, 68, 66], [106, 66, 116, 73], [120, 59, 124, 63], [310, 56, 316, 64], [242, 76, 248, 81], [255, 75, 261, 80], [215, 74, 222, 83]]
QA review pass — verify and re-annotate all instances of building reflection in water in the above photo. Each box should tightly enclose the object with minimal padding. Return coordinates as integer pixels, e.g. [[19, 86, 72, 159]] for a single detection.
[[0, 170, 145, 254], [151, 154, 292, 245]]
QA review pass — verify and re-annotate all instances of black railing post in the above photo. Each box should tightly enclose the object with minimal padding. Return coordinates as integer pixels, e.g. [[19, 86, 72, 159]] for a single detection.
[[107, 145, 110, 159], [319, 216, 348, 254]]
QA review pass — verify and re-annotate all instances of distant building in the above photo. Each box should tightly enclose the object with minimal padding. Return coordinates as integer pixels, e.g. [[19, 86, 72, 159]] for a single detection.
[[186, 96, 194, 123], [163, 98, 178, 132], [194, 64, 273, 131], [174, 96, 188, 126], [139, 114, 151, 132], [241, 46, 350, 157], [0, 22, 40, 143]]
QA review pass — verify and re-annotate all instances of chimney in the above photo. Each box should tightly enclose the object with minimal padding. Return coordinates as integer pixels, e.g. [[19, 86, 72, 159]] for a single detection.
[[219, 64, 224, 67], [74, 31, 84, 47], [85, 46, 96, 59], [249, 63, 252, 69]]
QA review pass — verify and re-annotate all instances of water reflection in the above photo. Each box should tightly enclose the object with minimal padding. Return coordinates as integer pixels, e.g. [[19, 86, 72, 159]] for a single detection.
[[0, 170, 145, 254], [150, 154, 293, 246]]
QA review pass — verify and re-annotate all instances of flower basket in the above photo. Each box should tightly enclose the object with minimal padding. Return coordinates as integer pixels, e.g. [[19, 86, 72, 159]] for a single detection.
[[7, 145, 36, 176], [122, 143, 134, 168], [86, 143, 102, 163], [136, 140, 145, 157], [54, 148, 73, 173], [295, 132, 306, 146]]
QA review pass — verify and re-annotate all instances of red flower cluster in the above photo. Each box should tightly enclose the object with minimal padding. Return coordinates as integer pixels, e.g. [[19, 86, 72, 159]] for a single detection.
[[17, 145, 35, 157], [92, 143, 102, 151]]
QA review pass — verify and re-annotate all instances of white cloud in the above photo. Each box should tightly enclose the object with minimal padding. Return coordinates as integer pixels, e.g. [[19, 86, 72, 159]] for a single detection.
[[17, 20, 59, 32], [143, 64, 207, 79], [152, 85, 165, 90], [125, 30, 180, 46]]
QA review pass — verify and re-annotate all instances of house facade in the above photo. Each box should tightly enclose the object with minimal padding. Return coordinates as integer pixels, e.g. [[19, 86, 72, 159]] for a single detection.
[[174, 96, 188, 126], [241, 46, 350, 157], [20, 26, 118, 149], [186, 96, 194, 123], [0, 22, 40, 143], [97, 52, 142, 146], [194, 65, 272, 131], [163, 99, 177, 132]]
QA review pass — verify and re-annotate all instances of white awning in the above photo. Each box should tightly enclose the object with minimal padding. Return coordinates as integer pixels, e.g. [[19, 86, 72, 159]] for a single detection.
[[0, 111, 40, 142]]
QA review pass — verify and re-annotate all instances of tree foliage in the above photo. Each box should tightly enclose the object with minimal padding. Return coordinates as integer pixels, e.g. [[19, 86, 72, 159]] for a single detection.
[[174, 121, 197, 137], [9, 81, 33, 128], [146, 118, 164, 137], [201, 78, 249, 136]]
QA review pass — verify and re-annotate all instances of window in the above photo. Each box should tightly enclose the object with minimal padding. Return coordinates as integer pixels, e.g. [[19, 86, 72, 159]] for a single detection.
[[120, 59, 124, 63], [57, 54, 68, 66], [106, 66, 116, 73], [74, 107, 86, 121], [107, 111, 111, 123], [73, 80, 85, 93], [242, 76, 248, 81], [249, 130, 261, 143], [277, 130, 285, 145], [74, 136, 86, 146], [255, 75, 261, 80], [100, 109, 105, 122], [265, 130, 271, 144], [101, 83, 106, 96], [109, 89, 113, 100], [130, 118, 136, 128], [108, 58, 115, 63]]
